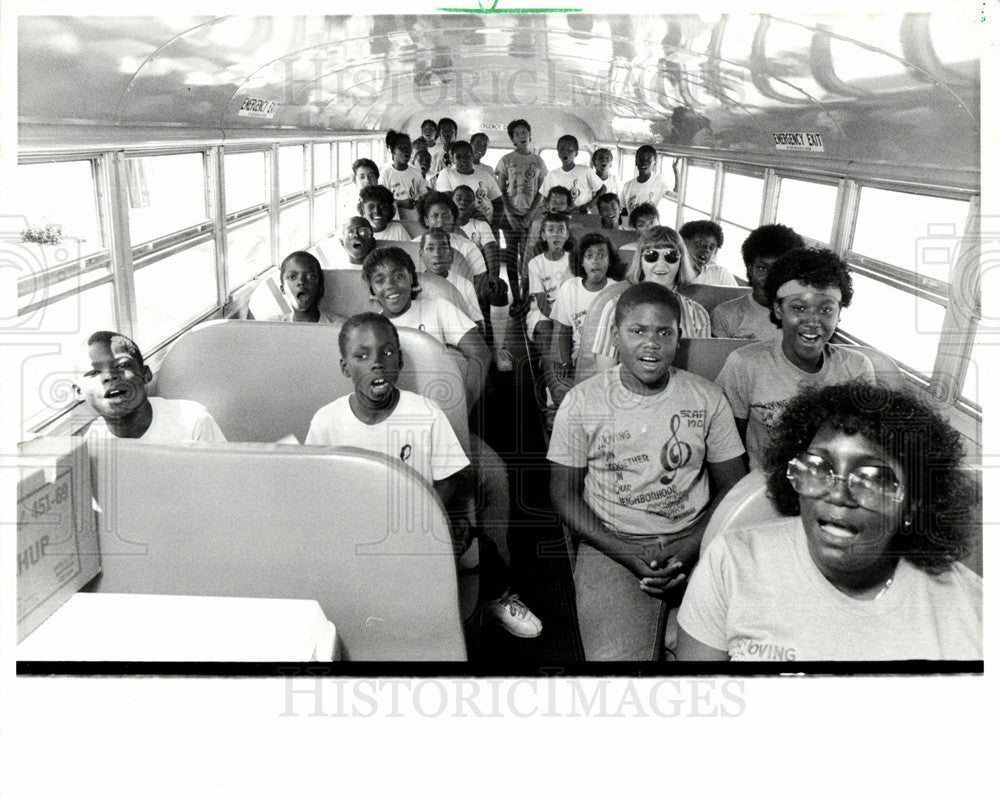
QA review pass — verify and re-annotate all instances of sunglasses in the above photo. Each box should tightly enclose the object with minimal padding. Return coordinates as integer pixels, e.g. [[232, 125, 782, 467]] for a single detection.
[[786, 454, 905, 511], [642, 248, 680, 265]]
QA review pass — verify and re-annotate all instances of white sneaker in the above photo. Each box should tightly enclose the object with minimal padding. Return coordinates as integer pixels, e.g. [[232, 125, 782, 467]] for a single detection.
[[486, 592, 542, 638], [495, 348, 515, 372]]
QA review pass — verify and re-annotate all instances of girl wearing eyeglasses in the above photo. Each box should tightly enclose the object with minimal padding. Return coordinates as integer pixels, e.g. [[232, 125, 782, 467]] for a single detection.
[[587, 226, 711, 373], [676, 381, 982, 661]]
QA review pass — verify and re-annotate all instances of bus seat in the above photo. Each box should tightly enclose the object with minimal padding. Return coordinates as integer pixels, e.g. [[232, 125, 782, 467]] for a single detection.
[[74, 438, 467, 661], [583, 228, 638, 249], [153, 319, 470, 449], [245, 267, 288, 321], [700, 470, 776, 555], [316, 268, 470, 322], [838, 344, 910, 392], [569, 214, 603, 230], [373, 238, 474, 282], [673, 337, 754, 382], [677, 284, 750, 314]]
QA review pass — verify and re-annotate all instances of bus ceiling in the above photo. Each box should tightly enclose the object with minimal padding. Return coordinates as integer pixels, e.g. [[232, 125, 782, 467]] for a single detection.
[[18, 13, 979, 186]]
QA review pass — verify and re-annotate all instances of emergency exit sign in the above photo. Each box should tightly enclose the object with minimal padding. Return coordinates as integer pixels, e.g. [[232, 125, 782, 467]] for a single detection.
[[773, 132, 825, 152]]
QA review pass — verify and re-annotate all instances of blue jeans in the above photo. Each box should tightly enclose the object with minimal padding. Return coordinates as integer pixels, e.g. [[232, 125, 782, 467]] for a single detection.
[[573, 540, 668, 661]]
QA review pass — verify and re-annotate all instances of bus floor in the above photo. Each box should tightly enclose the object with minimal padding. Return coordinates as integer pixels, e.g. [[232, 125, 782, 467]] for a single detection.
[[467, 350, 585, 667]]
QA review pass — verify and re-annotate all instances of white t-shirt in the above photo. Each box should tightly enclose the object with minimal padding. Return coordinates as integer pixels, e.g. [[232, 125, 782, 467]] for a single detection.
[[305, 389, 468, 485], [711, 293, 781, 341], [389, 294, 476, 348], [495, 151, 548, 216], [380, 164, 427, 207], [716, 337, 876, 470], [621, 175, 670, 213], [87, 397, 226, 443], [459, 219, 496, 249], [525, 252, 571, 333], [547, 365, 744, 538], [435, 166, 502, 221], [540, 165, 604, 208], [678, 516, 983, 661], [550, 276, 618, 360], [413, 233, 486, 276], [691, 264, 738, 287], [308, 236, 363, 270], [373, 221, 410, 242], [419, 268, 482, 325], [597, 172, 620, 200]]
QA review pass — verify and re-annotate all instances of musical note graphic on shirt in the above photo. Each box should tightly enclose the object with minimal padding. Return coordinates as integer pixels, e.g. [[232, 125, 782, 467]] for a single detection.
[[570, 179, 581, 200], [659, 413, 692, 485], [399, 444, 412, 462]]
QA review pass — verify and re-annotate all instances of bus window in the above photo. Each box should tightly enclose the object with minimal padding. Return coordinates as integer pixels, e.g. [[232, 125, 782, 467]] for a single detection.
[[278, 145, 305, 197], [224, 151, 268, 214], [313, 142, 333, 187], [683, 163, 715, 216], [962, 323, 985, 410], [840, 271, 945, 377], [852, 188, 969, 281], [718, 170, 765, 280], [279, 201, 311, 258], [17, 160, 104, 260], [133, 241, 217, 349], [226, 217, 271, 288], [479, 147, 511, 171], [126, 153, 208, 245], [314, 189, 337, 240], [775, 177, 837, 245], [337, 141, 353, 181], [539, 148, 562, 173]]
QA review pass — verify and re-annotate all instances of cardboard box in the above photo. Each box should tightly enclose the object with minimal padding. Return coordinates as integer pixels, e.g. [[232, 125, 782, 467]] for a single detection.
[[16, 436, 100, 643]]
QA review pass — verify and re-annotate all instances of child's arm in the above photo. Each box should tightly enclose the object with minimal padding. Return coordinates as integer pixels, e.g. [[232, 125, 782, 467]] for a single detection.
[[637, 456, 746, 600], [551, 320, 574, 376], [533, 290, 553, 318], [578, 184, 607, 214], [549, 463, 681, 583]]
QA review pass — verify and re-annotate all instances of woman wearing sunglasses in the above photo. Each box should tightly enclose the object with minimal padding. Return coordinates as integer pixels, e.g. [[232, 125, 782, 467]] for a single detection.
[[676, 381, 982, 661], [589, 226, 711, 369]]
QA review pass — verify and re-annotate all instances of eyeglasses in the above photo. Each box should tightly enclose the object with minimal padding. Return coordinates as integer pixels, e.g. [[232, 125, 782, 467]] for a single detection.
[[786, 454, 905, 510], [642, 248, 680, 265]]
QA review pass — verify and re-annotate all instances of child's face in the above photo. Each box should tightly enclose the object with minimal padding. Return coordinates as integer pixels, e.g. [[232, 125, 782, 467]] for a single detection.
[[415, 152, 431, 176], [636, 150, 655, 175], [557, 139, 578, 167], [612, 301, 679, 392], [541, 221, 569, 253], [420, 236, 454, 277], [452, 189, 476, 220], [471, 137, 488, 162], [593, 150, 613, 175], [424, 202, 455, 230], [392, 141, 412, 165], [685, 233, 718, 270], [282, 259, 322, 312], [634, 214, 658, 236], [411, 138, 428, 154], [640, 244, 681, 287], [598, 199, 620, 224], [748, 254, 779, 302], [74, 339, 151, 420], [774, 289, 841, 366], [452, 148, 475, 174], [340, 323, 402, 404], [440, 122, 457, 144], [341, 220, 375, 260], [546, 193, 570, 214], [368, 261, 414, 317], [421, 121, 438, 142], [355, 166, 378, 190], [582, 244, 611, 284], [509, 125, 531, 151], [361, 199, 392, 232]]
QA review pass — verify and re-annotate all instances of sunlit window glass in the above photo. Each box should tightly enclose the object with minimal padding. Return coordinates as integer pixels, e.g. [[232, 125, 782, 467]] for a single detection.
[[279, 201, 311, 257], [278, 145, 305, 197], [224, 151, 267, 214], [852, 187, 969, 282], [133, 242, 217, 348], [775, 177, 836, 244], [313, 143, 332, 186], [227, 217, 271, 289], [721, 172, 764, 229], [127, 153, 208, 244], [840, 272, 944, 376], [337, 142, 353, 181], [17, 160, 104, 260]]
